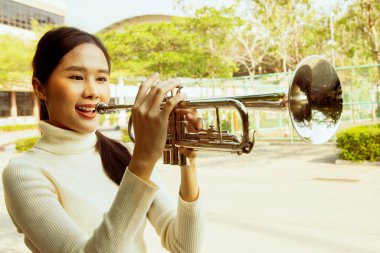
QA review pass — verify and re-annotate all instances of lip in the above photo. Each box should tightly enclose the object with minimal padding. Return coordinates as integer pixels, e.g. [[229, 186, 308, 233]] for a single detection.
[[75, 104, 96, 108], [75, 104, 97, 119]]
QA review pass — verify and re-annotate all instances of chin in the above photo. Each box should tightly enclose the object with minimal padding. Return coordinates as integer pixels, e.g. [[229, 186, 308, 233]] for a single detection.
[[77, 124, 99, 134], [69, 120, 99, 134]]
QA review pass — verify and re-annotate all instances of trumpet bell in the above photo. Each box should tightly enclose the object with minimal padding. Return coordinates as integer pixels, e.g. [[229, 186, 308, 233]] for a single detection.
[[289, 55, 343, 144]]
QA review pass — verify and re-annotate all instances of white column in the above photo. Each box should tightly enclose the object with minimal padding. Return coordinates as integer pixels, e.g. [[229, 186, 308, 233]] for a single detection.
[[10, 91, 17, 123]]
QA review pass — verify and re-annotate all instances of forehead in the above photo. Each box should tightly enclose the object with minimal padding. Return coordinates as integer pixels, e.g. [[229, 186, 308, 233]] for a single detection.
[[59, 43, 109, 71]]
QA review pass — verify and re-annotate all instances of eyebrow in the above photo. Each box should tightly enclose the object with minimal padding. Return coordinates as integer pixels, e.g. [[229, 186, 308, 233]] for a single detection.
[[63, 66, 109, 74]]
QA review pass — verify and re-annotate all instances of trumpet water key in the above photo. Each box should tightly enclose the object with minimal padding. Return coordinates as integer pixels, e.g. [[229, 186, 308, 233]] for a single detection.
[[96, 55, 343, 166]]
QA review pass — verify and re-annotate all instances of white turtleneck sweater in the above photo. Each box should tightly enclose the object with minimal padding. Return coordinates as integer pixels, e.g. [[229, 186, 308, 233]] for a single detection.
[[2, 121, 204, 253]]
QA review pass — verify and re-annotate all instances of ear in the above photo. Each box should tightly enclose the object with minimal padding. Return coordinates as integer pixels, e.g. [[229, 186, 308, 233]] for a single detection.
[[32, 77, 46, 100]]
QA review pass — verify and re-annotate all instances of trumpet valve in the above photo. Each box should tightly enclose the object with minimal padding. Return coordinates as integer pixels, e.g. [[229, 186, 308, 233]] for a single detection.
[[163, 150, 171, 164]]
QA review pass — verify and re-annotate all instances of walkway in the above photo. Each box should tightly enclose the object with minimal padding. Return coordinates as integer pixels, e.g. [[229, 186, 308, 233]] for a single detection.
[[0, 132, 379, 252]]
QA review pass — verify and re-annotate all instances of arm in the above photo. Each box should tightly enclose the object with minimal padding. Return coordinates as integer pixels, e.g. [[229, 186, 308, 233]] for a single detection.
[[177, 109, 202, 202], [124, 142, 204, 252], [179, 155, 199, 202], [2, 158, 158, 253], [125, 77, 205, 252], [147, 169, 205, 253], [147, 109, 205, 252]]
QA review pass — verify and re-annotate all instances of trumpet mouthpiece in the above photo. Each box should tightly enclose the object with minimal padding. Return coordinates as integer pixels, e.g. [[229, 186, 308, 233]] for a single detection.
[[95, 102, 108, 114]]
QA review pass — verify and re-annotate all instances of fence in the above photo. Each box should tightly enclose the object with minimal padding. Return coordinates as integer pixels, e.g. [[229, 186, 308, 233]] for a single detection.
[[179, 63, 380, 142]]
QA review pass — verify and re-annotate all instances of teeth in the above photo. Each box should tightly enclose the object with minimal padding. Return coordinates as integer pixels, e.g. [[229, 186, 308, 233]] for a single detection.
[[77, 107, 94, 112]]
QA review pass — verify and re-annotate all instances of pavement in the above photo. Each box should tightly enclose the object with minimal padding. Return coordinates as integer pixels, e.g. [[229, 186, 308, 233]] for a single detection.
[[0, 129, 380, 253]]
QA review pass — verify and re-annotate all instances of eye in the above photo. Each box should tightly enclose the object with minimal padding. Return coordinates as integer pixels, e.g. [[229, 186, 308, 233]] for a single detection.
[[97, 76, 108, 82], [69, 75, 83, 80]]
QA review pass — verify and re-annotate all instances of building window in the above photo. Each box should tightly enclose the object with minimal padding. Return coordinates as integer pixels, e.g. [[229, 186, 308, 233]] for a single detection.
[[0, 92, 11, 117], [16, 92, 33, 116], [0, 0, 64, 30]]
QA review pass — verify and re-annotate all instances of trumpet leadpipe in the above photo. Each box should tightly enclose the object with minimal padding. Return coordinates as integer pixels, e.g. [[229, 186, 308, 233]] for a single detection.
[[95, 102, 133, 114]]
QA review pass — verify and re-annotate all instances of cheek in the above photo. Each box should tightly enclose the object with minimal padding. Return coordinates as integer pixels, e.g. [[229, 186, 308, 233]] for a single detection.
[[46, 82, 79, 107], [100, 85, 110, 102]]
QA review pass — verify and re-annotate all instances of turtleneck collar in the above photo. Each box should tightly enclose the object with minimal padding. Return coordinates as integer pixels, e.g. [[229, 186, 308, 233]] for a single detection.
[[34, 121, 97, 155]]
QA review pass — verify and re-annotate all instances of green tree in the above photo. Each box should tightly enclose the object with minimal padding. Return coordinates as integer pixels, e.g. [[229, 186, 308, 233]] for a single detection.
[[335, 0, 380, 115], [231, 17, 271, 76], [251, 0, 322, 72], [335, 1, 376, 66], [99, 22, 212, 79], [98, 7, 239, 79], [175, 6, 240, 77], [348, 0, 379, 65], [0, 20, 57, 90], [0, 34, 34, 89]]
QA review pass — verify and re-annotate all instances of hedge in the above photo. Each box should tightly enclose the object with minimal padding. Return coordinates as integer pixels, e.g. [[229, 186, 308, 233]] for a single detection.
[[336, 124, 380, 162], [0, 124, 37, 131], [15, 136, 41, 152]]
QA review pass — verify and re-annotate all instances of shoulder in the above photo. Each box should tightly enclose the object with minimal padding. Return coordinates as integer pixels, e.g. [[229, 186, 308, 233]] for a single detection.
[[4, 151, 37, 168], [2, 150, 47, 185], [2, 153, 58, 209]]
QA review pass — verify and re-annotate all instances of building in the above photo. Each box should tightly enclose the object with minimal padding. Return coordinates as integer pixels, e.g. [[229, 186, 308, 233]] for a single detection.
[[100, 14, 171, 33], [0, 0, 66, 125], [0, 0, 66, 37]]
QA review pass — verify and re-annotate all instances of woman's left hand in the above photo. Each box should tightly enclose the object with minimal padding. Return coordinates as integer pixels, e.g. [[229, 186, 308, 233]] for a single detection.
[[175, 108, 202, 158], [176, 108, 201, 202]]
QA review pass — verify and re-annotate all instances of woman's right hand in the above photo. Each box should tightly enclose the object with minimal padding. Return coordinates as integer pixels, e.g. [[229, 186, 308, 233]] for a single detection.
[[128, 73, 185, 181]]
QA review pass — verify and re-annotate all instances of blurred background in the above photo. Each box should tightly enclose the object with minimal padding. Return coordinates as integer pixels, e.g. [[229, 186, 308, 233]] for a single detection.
[[0, 0, 379, 252]]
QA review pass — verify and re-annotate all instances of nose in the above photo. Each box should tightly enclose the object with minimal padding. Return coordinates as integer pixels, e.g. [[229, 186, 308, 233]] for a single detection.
[[82, 79, 99, 100]]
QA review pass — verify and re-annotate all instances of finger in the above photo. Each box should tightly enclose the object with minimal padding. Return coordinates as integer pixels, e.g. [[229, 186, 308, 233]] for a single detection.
[[186, 113, 203, 131], [134, 73, 159, 107], [175, 108, 196, 115], [161, 92, 185, 118], [175, 109, 202, 131], [147, 80, 182, 112], [179, 147, 197, 158]]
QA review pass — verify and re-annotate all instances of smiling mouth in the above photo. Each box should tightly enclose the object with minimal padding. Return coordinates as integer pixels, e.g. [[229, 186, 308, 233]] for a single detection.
[[75, 105, 97, 119], [75, 105, 95, 113]]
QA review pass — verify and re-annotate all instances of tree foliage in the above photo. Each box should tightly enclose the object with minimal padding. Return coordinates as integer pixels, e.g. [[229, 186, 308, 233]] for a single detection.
[[0, 34, 34, 89], [248, 0, 324, 72], [0, 20, 58, 90], [98, 7, 239, 80], [335, 0, 380, 66], [1, 0, 380, 88]]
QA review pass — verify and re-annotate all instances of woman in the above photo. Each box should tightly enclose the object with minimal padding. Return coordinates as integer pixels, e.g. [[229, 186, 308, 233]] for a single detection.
[[2, 27, 204, 253]]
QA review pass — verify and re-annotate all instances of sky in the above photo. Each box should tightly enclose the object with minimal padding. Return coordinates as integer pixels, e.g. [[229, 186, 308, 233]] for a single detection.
[[59, 0, 235, 33], [59, 0, 337, 33]]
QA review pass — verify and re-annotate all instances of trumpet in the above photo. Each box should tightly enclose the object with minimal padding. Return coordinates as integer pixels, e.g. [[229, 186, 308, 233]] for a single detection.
[[96, 55, 343, 165]]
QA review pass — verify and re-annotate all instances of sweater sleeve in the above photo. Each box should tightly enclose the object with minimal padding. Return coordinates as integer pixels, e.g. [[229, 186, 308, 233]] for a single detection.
[[2, 158, 159, 253], [147, 173, 205, 253]]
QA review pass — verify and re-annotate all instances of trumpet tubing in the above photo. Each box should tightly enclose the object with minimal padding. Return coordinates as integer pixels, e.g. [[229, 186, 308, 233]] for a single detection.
[[96, 55, 343, 166]]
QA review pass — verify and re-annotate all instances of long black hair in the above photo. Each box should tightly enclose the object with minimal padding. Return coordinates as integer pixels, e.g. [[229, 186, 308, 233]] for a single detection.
[[32, 26, 130, 185]]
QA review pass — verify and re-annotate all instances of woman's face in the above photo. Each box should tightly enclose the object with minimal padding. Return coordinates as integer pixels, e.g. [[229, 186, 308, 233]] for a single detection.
[[43, 43, 110, 133]]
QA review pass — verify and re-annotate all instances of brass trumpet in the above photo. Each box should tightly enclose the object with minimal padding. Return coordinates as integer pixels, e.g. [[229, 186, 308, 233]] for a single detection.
[[96, 55, 343, 165]]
